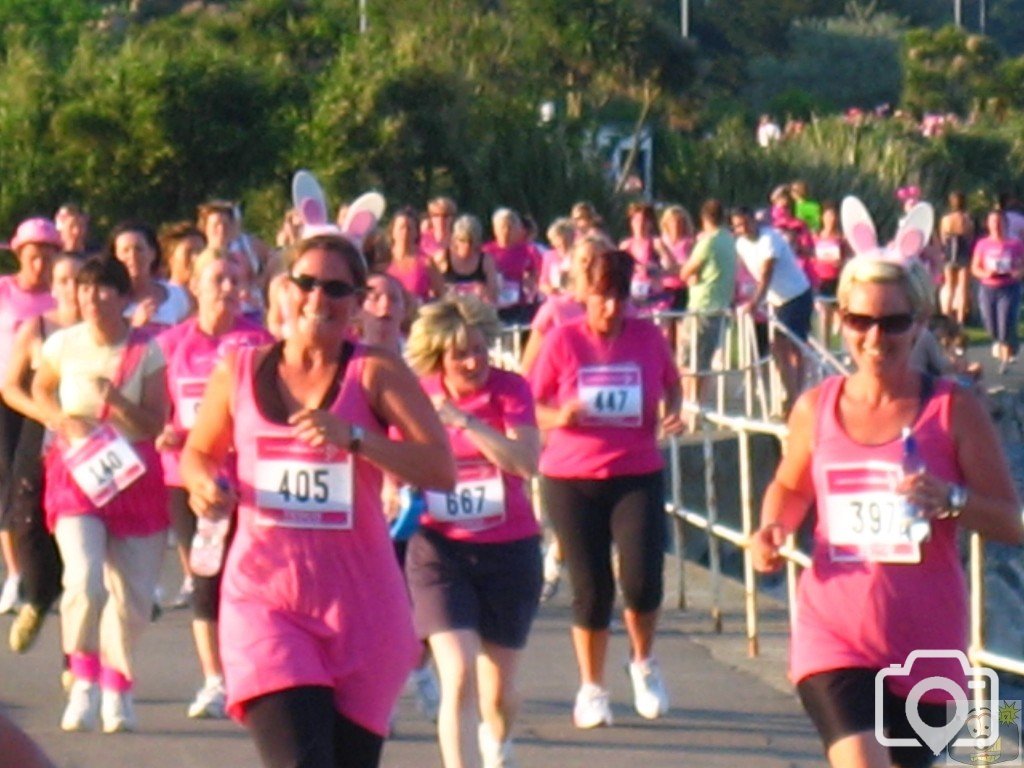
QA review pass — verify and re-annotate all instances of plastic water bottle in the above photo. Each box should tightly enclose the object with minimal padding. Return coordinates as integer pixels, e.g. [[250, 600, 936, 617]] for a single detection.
[[900, 427, 931, 543], [189, 478, 231, 577]]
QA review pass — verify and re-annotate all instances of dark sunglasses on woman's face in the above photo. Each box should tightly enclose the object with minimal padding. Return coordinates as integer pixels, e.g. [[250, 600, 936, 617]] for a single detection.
[[289, 273, 356, 299], [841, 311, 915, 334]]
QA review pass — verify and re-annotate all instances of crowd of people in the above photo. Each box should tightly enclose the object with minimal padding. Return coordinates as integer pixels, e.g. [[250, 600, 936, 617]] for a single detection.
[[0, 180, 1020, 768]]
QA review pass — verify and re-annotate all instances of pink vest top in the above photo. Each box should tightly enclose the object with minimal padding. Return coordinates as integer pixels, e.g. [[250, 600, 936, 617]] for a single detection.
[[791, 376, 967, 702], [223, 344, 415, 652]]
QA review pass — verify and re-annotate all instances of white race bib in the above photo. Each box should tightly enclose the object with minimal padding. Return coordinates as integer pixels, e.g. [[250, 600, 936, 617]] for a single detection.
[[176, 378, 207, 430], [823, 462, 921, 564], [64, 425, 146, 508], [425, 459, 506, 530], [577, 364, 643, 427], [815, 241, 842, 265], [254, 436, 354, 530], [498, 275, 521, 307]]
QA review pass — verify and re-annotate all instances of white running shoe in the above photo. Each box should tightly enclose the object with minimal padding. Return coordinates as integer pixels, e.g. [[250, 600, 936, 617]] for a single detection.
[[0, 574, 21, 615], [572, 683, 613, 729], [628, 658, 669, 720], [407, 665, 440, 722], [172, 576, 195, 610], [540, 546, 562, 603], [187, 677, 227, 719], [61, 680, 100, 732], [478, 721, 517, 768], [101, 689, 138, 733]]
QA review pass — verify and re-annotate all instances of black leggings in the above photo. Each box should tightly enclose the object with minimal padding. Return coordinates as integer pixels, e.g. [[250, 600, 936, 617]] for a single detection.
[[542, 472, 666, 629], [168, 487, 226, 621], [245, 686, 384, 768], [5, 417, 62, 610]]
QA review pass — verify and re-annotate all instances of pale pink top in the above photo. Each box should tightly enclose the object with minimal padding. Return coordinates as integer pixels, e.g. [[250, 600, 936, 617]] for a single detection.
[[418, 369, 539, 543], [792, 376, 967, 702], [386, 255, 433, 302], [482, 241, 539, 306], [219, 344, 419, 733], [0, 275, 54, 382], [531, 316, 678, 478], [972, 236, 1024, 288], [157, 316, 272, 486]]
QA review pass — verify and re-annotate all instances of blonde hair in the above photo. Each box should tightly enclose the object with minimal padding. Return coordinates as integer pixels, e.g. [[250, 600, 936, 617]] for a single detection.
[[836, 256, 934, 318], [405, 295, 501, 375], [546, 217, 575, 247], [190, 246, 229, 290], [659, 205, 693, 235]]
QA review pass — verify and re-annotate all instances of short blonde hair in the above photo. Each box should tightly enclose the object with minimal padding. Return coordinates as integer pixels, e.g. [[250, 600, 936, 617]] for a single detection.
[[190, 246, 229, 289], [836, 257, 934, 318], [405, 295, 501, 376], [546, 217, 575, 247], [451, 215, 482, 247]]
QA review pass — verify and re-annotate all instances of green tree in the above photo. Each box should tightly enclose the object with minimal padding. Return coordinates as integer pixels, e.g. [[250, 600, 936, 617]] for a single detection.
[[902, 25, 1001, 115]]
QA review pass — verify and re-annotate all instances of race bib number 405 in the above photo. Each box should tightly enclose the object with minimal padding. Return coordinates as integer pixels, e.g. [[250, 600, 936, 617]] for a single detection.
[[824, 462, 920, 564], [64, 424, 146, 508], [254, 435, 353, 530], [577, 364, 643, 427], [425, 459, 506, 530]]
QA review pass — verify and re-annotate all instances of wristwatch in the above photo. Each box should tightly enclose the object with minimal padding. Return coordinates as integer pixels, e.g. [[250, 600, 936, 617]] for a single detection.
[[348, 424, 365, 454], [945, 484, 968, 517]]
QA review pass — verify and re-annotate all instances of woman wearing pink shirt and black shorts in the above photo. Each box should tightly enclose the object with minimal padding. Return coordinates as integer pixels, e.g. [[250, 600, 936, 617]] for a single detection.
[[181, 233, 454, 768], [531, 249, 683, 729], [404, 295, 542, 768], [751, 255, 1022, 768]]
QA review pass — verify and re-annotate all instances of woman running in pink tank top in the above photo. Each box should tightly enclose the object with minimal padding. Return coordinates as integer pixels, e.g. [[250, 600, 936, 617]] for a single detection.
[[182, 234, 454, 768], [751, 254, 1022, 768]]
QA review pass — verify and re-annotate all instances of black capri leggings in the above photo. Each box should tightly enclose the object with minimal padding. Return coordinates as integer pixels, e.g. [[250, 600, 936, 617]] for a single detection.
[[244, 686, 384, 768], [542, 471, 666, 629], [168, 486, 230, 622]]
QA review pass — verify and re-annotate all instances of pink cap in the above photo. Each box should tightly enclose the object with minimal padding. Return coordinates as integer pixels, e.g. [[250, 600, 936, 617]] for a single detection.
[[9, 217, 62, 252]]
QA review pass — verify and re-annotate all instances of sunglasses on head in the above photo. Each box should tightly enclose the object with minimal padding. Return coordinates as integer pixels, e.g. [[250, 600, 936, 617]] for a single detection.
[[841, 311, 915, 334], [289, 273, 356, 299]]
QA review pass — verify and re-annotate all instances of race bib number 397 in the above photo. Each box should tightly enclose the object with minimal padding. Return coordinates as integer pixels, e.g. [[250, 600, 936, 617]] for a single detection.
[[577, 364, 643, 427], [824, 462, 921, 564], [254, 435, 353, 530]]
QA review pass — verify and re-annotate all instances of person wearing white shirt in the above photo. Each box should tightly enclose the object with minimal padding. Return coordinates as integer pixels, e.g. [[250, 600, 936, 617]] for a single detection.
[[731, 207, 813, 416]]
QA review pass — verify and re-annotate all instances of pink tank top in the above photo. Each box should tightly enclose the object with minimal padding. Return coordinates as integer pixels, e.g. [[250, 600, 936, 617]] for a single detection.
[[159, 317, 273, 486], [222, 345, 417, 696], [791, 376, 967, 702], [387, 256, 433, 302]]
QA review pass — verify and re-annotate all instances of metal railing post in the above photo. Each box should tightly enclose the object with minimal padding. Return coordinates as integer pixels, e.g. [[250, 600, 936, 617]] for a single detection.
[[703, 420, 723, 633], [738, 427, 759, 656]]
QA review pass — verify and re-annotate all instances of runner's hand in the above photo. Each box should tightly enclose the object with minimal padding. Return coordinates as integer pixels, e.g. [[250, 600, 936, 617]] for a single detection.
[[289, 408, 349, 449], [750, 523, 787, 573], [189, 474, 236, 520]]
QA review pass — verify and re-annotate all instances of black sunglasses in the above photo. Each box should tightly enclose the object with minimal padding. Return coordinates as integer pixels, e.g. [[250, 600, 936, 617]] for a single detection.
[[289, 273, 357, 299], [841, 311, 915, 334]]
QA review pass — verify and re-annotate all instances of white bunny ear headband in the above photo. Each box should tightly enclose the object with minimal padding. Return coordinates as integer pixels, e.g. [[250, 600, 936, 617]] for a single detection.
[[291, 169, 385, 260], [840, 195, 934, 266]]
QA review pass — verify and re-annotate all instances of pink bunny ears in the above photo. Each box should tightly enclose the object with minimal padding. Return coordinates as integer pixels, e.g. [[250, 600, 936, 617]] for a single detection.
[[291, 169, 385, 255], [896, 185, 921, 203], [840, 195, 934, 267]]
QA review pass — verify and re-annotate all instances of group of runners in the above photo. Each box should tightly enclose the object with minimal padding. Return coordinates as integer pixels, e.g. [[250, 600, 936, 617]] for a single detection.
[[0, 185, 1020, 768]]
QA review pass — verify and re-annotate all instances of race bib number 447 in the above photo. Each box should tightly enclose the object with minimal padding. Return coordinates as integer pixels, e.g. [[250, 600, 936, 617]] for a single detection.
[[254, 435, 354, 530], [577, 364, 643, 427], [824, 462, 920, 564]]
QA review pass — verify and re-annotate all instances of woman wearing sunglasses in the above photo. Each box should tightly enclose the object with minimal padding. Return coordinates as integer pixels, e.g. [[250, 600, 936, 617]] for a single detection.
[[750, 254, 1023, 768], [181, 234, 454, 768]]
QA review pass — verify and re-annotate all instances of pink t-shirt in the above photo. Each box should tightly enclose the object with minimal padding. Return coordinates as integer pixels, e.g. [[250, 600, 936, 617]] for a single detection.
[[791, 376, 967, 702], [531, 316, 678, 478], [972, 236, 1024, 288], [0, 276, 55, 382], [530, 296, 585, 336], [220, 344, 419, 734], [810, 235, 845, 282], [418, 369, 539, 543], [387, 256, 433, 302], [157, 316, 273, 486], [619, 236, 657, 267], [482, 241, 539, 306], [660, 236, 692, 291]]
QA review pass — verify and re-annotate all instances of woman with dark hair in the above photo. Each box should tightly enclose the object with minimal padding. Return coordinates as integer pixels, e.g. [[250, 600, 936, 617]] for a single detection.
[[619, 202, 664, 304], [530, 249, 683, 729], [108, 221, 190, 330], [181, 233, 455, 768], [939, 191, 975, 327], [971, 208, 1024, 374], [32, 255, 169, 733], [385, 208, 442, 306]]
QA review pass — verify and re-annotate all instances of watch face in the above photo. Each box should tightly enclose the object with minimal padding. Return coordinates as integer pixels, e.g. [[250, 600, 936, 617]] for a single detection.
[[950, 485, 968, 511]]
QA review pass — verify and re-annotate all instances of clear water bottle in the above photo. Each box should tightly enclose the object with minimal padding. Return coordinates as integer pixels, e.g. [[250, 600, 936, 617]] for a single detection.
[[190, 517, 229, 577], [189, 478, 232, 577], [900, 427, 931, 543]]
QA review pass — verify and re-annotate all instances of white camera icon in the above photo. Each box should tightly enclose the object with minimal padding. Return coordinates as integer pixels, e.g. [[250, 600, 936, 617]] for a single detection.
[[874, 649, 999, 756]]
